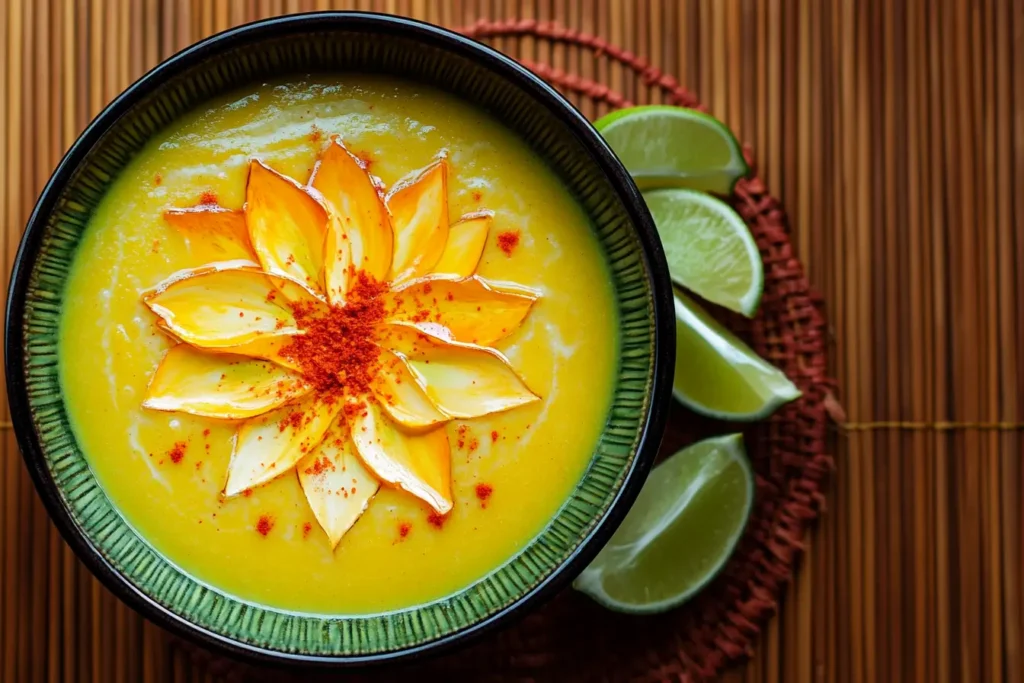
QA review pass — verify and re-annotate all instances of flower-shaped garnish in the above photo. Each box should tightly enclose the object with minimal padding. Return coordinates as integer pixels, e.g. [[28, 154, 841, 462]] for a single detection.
[[144, 139, 541, 548]]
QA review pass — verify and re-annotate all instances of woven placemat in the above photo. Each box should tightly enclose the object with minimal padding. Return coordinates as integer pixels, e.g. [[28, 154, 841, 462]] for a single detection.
[[185, 20, 835, 683]]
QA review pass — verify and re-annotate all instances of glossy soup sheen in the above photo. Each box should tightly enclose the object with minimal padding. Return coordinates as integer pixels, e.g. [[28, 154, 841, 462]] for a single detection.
[[59, 78, 619, 614]]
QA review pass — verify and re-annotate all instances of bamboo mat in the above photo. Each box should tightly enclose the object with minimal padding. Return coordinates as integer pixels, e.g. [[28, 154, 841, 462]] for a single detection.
[[2, 1, 1022, 681]]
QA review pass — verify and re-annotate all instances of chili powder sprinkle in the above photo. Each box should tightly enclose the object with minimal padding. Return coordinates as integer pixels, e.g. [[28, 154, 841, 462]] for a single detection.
[[167, 441, 187, 464], [497, 230, 520, 256], [302, 522, 313, 539], [427, 511, 446, 529], [255, 515, 274, 536], [198, 190, 218, 205], [475, 483, 494, 506], [398, 522, 412, 539], [281, 272, 389, 400]]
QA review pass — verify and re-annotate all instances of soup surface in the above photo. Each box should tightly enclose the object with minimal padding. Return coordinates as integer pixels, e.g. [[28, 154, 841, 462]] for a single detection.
[[59, 77, 619, 614]]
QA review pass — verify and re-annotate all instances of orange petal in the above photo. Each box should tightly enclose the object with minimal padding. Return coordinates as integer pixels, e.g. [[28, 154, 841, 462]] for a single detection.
[[143, 344, 309, 419], [224, 396, 342, 496], [311, 140, 393, 298], [164, 206, 257, 263], [245, 159, 329, 297], [379, 322, 540, 419], [431, 211, 491, 278], [386, 275, 539, 346], [348, 398, 452, 514], [371, 348, 449, 432], [143, 261, 324, 349], [297, 421, 381, 549], [386, 160, 448, 285]]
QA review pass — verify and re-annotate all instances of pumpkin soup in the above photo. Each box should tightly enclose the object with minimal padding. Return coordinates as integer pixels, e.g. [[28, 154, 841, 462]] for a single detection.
[[59, 78, 618, 614]]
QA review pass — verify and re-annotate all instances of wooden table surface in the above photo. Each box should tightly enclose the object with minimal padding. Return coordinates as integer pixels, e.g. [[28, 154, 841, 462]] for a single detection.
[[2, 1, 1022, 681]]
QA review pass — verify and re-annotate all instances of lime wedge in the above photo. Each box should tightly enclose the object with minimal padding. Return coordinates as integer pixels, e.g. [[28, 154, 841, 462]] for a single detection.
[[673, 292, 800, 420], [644, 188, 763, 316], [595, 106, 749, 194], [574, 434, 753, 614]]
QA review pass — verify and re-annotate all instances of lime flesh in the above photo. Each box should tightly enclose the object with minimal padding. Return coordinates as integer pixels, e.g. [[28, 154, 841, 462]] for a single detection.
[[673, 292, 800, 420], [574, 434, 753, 613], [644, 188, 763, 317], [596, 106, 749, 195]]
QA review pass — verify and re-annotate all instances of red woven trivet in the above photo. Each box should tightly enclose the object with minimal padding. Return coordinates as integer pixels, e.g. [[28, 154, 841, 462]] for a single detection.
[[185, 20, 836, 683]]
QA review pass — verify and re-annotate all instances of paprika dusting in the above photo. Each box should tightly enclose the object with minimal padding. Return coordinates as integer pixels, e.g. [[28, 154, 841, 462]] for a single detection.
[[475, 483, 494, 507], [198, 190, 218, 205], [302, 522, 313, 539], [167, 441, 187, 464], [280, 271, 389, 401], [427, 511, 447, 529], [255, 515, 274, 536], [398, 522, 412, 539], [497, 229, 520, 256]]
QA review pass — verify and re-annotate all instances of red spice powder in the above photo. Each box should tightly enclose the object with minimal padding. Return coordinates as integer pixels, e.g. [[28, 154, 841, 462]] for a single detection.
[[198, 190, 218, 205], [302, 522, 313, 539], [242, 488, 253, 498], [309, 125, 323, 143], [427, 511, 446, 529], [497, 230, 520, 256], [475, 483, 494, 505], [167, 441, 187, 464], [303, 456, 336, 476], [281, 272, 389, 399], [194, 460, 203, 471], [151, 239, 161, 254], [490, 430, 499, 443], [202, 428, 210, 438], [153, 174, 162, 186], [456, 424, 469, 450], [255, 515, 274, 536], [278, 409, 305, 433], [467, 437, 479, 454], [398, 522, 412, 539], [472, 191, 482, 202]]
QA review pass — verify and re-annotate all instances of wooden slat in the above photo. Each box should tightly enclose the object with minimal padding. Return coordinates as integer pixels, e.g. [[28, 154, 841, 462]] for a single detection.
[[1, 2, 1021, 681]]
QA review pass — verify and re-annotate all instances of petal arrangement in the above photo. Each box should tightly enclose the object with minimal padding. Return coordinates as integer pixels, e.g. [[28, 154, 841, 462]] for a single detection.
[[143, 139, 541, 549]]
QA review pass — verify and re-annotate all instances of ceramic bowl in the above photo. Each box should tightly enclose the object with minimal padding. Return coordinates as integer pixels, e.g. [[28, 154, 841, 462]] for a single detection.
[[5, 12, 674, 666]]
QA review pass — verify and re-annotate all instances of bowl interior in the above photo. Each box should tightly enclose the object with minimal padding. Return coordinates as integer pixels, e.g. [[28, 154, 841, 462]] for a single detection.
[[8, 14, 670, 663]]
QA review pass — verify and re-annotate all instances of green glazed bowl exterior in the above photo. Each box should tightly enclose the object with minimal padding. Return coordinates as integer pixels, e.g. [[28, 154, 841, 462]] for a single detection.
[[5, 12, 674, 666]]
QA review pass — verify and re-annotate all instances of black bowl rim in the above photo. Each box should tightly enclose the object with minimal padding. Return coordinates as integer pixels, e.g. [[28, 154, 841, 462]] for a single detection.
[[5, 11, 675, 669]]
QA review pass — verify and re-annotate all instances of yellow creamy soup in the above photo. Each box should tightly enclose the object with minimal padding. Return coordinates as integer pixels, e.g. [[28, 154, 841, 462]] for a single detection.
[[59, 78, 618, 614]]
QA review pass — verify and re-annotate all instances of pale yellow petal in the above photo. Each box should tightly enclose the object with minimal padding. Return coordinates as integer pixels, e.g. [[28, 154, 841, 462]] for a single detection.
[[297, 422, 380, 549], [348, 398, 452, 514], [322, 214, 353, 306], [205, 334, 301, 371], [245, 159, 329, 297], [224, 397, 342, 496], [143, 261, 324, 349], [311, 139, 393, 298], [164, 206, 257, 263], [386, 160, 448, 285], [386, 275, 539, 346], [371, 348, 449, 431], [431, 212, 491, 278], [379, 322, 540, 419], [143, 344, 309, 419]]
